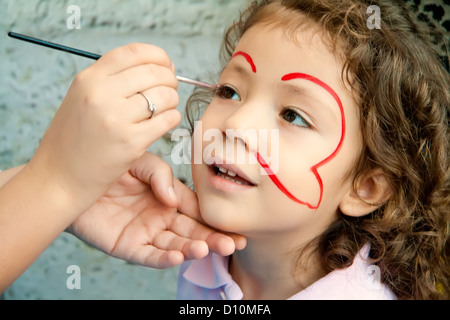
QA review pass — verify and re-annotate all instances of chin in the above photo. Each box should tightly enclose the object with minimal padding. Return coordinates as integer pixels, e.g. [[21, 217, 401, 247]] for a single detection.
[[198, 201, 245, 234]]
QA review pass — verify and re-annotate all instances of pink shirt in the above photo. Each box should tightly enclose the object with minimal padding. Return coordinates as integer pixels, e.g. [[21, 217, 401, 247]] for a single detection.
[[177, 244, 396, 300]]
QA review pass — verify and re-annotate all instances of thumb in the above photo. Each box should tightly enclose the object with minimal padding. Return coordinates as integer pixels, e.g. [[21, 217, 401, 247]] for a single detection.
[[173, 178, 200, 220], [129, 152, 178, 207]]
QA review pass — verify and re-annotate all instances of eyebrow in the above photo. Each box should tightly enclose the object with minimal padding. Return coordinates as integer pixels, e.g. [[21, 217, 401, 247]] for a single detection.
[[282, 72, 344, 120], [281, 82, 339, 122], [231, 51, 257, 73], [282, 73, 343, 113]]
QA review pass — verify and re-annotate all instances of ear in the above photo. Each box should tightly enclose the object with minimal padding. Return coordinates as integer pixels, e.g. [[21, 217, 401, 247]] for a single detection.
[[339, 169, 391, 217]]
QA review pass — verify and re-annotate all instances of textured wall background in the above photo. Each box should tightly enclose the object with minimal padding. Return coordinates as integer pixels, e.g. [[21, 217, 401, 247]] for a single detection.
[[0, 0, 248, 300]]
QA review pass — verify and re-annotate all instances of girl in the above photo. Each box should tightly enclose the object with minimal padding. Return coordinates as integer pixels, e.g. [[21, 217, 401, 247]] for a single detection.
[[177, 0, 449, 299]]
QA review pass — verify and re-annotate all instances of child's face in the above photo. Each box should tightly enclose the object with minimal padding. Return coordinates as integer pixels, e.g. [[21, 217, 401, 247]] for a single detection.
[[192, 23, 363, 240]]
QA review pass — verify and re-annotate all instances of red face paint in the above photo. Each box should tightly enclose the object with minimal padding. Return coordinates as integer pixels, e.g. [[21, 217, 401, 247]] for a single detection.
[[232, 51, 257, 73], [229, 51, 346, 210], [256, 152, 314, 208], [257, 73, 346, 210]]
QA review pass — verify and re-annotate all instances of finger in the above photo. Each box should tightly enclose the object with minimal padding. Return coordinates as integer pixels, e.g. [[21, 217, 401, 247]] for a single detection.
[[126, 86, 179, 122], [107, 63, 178, 99], [173, 178, 201, 221], [129, 245, 185, 269], [153, 230, 209, 260], [130, 152, 179, 207], [228, 233, 247, 251], [95, 43, 173, 76], [149, 170, 178, 208], [134, 108, 182, 146], [170, 213, 237, 257], [147, 160, 178, 208], [172, 179, 247, 253], [129, 153, 178, 207]]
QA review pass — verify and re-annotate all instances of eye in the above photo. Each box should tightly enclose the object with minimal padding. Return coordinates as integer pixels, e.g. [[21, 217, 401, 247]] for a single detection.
[[280, 108, 312, 128], [215, 85, 241, 101]]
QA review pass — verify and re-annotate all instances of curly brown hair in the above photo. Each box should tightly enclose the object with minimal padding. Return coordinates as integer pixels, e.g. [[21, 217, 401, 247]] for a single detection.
[[186, 0, 449, 300]]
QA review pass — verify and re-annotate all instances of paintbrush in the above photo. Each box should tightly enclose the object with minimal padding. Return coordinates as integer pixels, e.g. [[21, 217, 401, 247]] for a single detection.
[[7, 31, 216, 90]]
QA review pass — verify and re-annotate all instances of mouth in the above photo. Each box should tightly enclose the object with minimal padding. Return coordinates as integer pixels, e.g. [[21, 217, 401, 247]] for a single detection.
[[213, 164, 256, 186], [205, 154, 258, 190]]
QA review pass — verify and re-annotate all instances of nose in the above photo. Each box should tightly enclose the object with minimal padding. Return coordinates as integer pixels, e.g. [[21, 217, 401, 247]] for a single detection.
[[222, 98, 271, 153]]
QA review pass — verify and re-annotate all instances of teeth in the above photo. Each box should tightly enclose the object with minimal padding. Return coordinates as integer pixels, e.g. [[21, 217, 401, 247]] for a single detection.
[[215, 165, 250, 186], [217, 172, 248, 185], [217, 166, 237, 177], [227, 170, 237, 177]]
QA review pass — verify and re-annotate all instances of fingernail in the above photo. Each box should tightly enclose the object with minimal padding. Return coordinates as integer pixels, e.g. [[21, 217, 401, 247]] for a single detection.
[[171, 61, 176, 72]]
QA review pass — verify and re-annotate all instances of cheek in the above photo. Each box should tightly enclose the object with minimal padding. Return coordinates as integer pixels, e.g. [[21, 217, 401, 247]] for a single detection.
[[257, 134, 335, 210], [191, 162, 201, 190], [283, 156, 320, 203], [251, 183, 324, 233], [190, 112, 217, 166]]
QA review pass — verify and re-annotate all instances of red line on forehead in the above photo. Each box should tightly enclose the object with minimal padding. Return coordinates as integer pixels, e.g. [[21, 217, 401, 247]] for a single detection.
[[232, 51, 257, 73]]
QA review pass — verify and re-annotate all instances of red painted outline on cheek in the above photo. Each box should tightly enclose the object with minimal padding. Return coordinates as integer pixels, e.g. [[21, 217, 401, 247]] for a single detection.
[[232, 51, 257, 73], [256, 73, 346, 210], [256, 152, 314, 208]]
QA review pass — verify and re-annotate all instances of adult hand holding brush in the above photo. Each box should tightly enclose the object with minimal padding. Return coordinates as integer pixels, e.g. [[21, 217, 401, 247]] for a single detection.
[[0, 40, 245, 293]]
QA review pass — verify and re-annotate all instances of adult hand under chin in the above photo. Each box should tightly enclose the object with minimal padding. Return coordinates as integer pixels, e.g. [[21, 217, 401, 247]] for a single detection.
[[68, 152, 246, 268]]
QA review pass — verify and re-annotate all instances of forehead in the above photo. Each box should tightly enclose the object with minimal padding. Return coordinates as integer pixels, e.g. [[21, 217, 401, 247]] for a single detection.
[[229, 20, 355, 104], [231, 24, 343, 84], [231, 2, 347, 75], [237, 21, 332, 60], [244, 3, 334, 49]]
